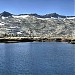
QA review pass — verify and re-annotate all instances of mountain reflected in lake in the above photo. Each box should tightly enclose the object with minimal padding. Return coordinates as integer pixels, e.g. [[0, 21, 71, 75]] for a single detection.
[[0, 42, 75, 75]]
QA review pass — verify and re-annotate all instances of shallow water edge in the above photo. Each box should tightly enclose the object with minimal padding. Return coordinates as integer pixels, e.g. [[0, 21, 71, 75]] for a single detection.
[[0, 37, 75, 44]]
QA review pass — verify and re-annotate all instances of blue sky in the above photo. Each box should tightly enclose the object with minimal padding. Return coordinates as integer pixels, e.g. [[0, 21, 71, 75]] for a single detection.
[[0, 0, 74, 16]]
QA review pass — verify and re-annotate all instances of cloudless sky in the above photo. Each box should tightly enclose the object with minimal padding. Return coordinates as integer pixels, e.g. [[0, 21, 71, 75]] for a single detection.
[[0, 0, 74, 16]]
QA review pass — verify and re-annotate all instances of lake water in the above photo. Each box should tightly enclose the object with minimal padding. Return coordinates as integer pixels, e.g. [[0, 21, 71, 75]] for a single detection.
[[0, 42, 75, 75]]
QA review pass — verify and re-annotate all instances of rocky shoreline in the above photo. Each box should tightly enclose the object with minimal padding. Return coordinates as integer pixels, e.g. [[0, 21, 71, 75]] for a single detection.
[[0, 37, 75, 44]]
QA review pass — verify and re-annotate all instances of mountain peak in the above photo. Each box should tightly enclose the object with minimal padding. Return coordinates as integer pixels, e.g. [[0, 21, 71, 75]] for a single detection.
[[0, 11, 12, 17]]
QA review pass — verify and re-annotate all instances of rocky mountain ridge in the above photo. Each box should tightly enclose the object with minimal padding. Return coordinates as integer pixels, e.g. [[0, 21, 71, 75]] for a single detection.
[[0, 11, 75, 18], [0, 11, 75, 38]]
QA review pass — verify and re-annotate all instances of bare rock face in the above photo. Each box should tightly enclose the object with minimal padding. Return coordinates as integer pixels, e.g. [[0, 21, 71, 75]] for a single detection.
[[0, 11, 75, 38], [0, 11, 12, 17]]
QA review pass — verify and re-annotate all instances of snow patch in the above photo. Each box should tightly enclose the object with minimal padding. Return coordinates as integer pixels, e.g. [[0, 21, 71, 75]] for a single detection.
[[13, 15, 29, 18], [67, 17, 75, 19], [0, 22, 5, 25], [2, 16, 8, 19]]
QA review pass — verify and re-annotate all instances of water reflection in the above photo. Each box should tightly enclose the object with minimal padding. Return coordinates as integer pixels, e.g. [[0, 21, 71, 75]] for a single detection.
[[29, 42, 75, 75], [4, 43, 32, 75], [0, 42, 75, 75], [0, 44, 6, 75]]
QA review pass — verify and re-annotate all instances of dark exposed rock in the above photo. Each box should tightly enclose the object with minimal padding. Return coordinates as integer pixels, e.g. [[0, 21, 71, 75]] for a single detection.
[[0, 11, 12, 17], [18, 13, 67, 18]]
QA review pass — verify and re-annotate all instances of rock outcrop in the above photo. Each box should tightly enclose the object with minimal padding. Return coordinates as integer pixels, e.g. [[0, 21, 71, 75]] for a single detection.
[[0, 11, 75, 39]]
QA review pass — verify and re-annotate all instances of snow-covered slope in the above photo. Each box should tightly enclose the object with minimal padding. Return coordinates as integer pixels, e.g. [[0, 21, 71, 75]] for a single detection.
[[66, 17, 75, 19], [13, 15, 29, 18]]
